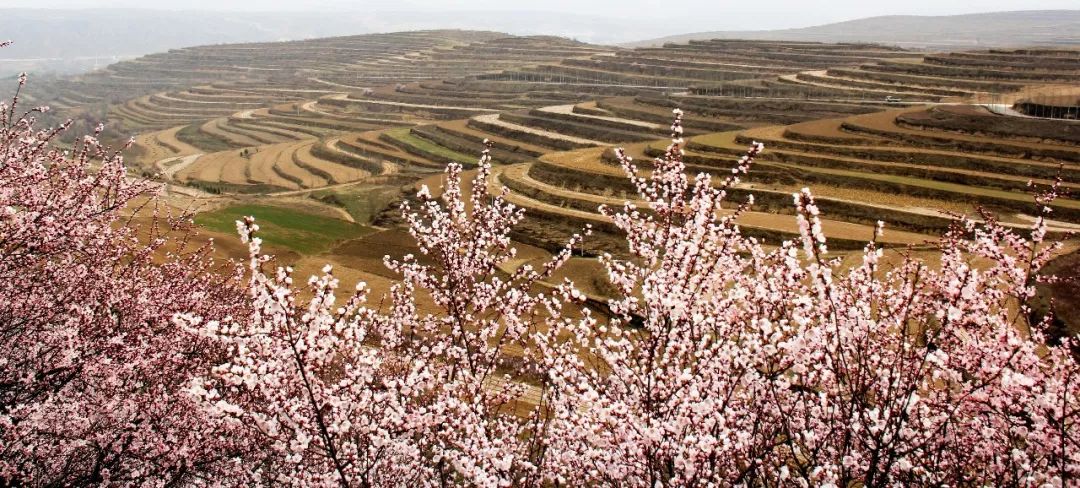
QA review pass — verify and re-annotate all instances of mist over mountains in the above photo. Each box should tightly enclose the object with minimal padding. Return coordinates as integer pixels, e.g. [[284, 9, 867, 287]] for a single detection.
[[630, 10, 1080, 48], [1, 8, 1078, 77]]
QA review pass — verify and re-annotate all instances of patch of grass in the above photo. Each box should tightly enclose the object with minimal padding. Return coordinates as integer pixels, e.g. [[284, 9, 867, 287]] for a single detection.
[[690, 130, 741, 149], [186, 180, 290, 195], [384, 128, 476, 165], [196, 204, 374, 255], [311, 184, 404, 225]]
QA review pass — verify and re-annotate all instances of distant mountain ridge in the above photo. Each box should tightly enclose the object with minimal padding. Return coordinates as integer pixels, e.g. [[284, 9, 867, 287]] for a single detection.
[[0, 8, 663, 76], [627, 10, 1080, 49], [4, 8, 1078, 78]]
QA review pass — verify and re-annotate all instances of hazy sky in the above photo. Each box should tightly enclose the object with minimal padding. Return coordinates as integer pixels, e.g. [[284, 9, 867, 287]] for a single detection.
[[5, 0, 1078, 30]]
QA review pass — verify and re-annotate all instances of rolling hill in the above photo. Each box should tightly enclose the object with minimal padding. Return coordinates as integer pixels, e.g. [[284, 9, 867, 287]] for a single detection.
[[628, 10, 1080, 49], [0, 8, 665, 76]]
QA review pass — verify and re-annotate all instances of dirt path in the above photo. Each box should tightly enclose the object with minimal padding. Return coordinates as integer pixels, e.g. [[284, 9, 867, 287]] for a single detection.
[[156, 153, 204, 181], [152, 91, 260, 106], [162, 183, 216, 199], [341, 93, 499, 112], [309, 77, 368, 90], [472, 114, 607, 146], [299, 95, 350, 118], [980, 103, 1078, 121], [537, 104, 662, 129]]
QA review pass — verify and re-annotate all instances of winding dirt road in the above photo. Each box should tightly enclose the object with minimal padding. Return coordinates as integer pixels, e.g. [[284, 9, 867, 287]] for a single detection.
[[156, 153, 203, 181]]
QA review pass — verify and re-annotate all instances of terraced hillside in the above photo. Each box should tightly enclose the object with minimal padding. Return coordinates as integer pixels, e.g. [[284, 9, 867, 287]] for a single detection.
[[26, 31, 606, 132], [283, 40, 924, 204], [102, 35, 614, 193], [310, 45, 1076, 191], [166, 44, 1075, 197], [696, 105, 1079, 230], [426, 102, 1077, 256], [115, 38, 921, 195], [364, 41, 1074, 108], [32, 31, 1080, 264], [350, 40, 917, 112], [345, 46, 1079, 254], [774, 47, 1080, 103]]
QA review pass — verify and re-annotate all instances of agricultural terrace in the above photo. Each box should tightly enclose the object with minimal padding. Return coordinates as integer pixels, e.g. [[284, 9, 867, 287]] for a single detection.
[[332, 46, 1080, 254], [27, 31, 506, 125], [26, 34, 1080, 328]]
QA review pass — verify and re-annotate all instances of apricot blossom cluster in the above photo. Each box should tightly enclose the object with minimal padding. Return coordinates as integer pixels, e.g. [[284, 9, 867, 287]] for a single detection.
[[2, 60, 1075, 485], [199, 110, 1078, 486], [542, 110, 1078, 486], [181, 141, 587, 486], [0, 72, 247, 484]]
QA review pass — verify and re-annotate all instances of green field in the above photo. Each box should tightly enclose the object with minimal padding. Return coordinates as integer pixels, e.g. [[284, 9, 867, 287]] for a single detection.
[[384, 128, 477, 165], [195, 204, 374, 255]]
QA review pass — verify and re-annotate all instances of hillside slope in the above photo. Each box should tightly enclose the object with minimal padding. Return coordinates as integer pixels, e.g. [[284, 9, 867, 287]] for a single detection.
[[628, 10, 1080, 49], [0, 8, 653, 76]]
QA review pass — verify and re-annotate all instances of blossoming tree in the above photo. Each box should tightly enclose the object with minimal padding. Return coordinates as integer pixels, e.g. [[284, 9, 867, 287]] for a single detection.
[[0, 66, 250, 484], [180, 143, 587, 486], [2, 47, 1075, 485], [194, 110, 1078, 486], [543, 110, 1079, 486]]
